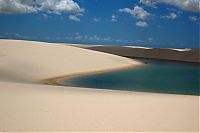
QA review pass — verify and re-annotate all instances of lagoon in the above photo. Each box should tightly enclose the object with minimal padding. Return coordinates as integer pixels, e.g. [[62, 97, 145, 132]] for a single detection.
[[59, 59, 200, 95]]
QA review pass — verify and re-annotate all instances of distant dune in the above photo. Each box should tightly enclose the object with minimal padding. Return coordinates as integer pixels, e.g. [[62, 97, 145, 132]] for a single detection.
[[73, 45, 200, 63]]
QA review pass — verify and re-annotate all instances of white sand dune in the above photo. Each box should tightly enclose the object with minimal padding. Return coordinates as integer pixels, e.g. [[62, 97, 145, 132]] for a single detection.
[[168, 48, 192, 51], [0, 81, 199, 132], [0, 39, 199, 132], [125, 46, 153, 49], [69, 43, 103, 48], [0, 39, 140, 82]]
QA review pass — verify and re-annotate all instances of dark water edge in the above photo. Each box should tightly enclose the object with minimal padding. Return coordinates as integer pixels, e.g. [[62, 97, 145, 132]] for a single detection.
[[59, 59, 200, 96]]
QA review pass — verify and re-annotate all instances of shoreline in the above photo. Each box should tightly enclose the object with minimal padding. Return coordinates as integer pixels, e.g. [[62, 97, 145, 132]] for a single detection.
[[42, 63, 143, 86], [42, 57, 199, 96]]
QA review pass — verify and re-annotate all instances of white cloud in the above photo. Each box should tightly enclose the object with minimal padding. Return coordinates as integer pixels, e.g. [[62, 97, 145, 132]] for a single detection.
[[0, 0, 83, 15], [189, 16, 198, 21], [136, 21, 148, 27], [119, 8, 132, 15], [42, 14, 48, 18], [140, 0, 200, 12], [93, 18, 100, 22], [161, 12, 177, 20], [119, 6, 150, 20], [69, 15, 80, 22], [140, 0, 157, 8], [74, 35, 82, 39], [0, 0, 37, 14], [40, 0, 83, 14], [42, 34, 153, 45], [0, 32, 37, 39], [111, 14, 117, 21]]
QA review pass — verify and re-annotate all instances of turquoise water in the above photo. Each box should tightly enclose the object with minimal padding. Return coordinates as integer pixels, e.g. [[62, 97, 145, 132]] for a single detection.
[[60, 60, 200, 95]]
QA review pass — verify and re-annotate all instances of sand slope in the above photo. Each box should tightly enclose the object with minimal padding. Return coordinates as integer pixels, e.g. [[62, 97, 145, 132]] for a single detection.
[[0, 81, 199, 132], [0, 39, 140, 82]]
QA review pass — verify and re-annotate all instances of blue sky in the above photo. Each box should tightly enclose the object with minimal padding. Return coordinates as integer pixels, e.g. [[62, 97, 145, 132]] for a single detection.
[[0, 0, 199, 48]]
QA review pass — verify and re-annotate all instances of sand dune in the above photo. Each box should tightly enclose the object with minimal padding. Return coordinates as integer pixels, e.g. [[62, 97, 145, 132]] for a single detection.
[[0, 81, 199, 132], [0, 39, 140, 82], [79, 45, 200, 63], [0, 39, 199, 132]]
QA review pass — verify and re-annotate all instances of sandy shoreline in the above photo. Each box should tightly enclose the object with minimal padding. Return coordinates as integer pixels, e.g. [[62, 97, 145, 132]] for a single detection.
[[0, 39, 199, 132], [43, 63, 142, 86]]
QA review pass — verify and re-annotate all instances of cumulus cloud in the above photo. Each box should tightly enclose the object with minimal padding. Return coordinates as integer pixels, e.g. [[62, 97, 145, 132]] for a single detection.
[[136, 21, 148, 27], [189, 16, 198, 21], [111, 14, 117, 21], [161, 12, 178, 20], [119, 5, 150, 20], [69, 15, 80, 22], [140, 0, 200, 12], [40, 0, 83, 14], [42, 14, 48, 18], [0, 0, 83, 14], [0, 0, 37, 14], [93, 18, 100, 22], [140, 0, 157, 8]]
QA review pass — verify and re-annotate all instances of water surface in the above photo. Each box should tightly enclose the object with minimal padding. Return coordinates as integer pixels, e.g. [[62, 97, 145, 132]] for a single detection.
[[60, 59, 200, 95]]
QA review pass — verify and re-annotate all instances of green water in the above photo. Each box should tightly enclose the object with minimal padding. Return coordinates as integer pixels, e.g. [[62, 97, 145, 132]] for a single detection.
[[60, 60, 200, 95]]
